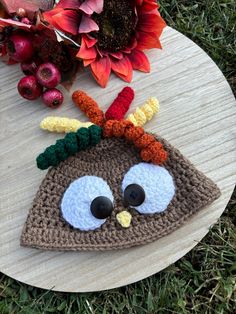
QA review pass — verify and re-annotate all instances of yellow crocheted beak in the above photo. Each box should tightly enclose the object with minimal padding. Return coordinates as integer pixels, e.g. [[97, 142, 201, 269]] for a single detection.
[[116, 211, 132, 228]]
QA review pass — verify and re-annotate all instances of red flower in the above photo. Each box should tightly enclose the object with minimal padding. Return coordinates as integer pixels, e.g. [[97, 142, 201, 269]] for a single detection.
[[43, 0, 104, 35], [77, 0, 166, 87]]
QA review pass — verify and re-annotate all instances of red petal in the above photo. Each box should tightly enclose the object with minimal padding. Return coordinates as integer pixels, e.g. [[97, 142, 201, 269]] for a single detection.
[[110, 52, 123, 59], [56, 0, 81, 9], [83, 35, 97, 48], [138, 13, 166, 36], [83, 58, 96, 66], [138, 0, 158, 12], [43, 8, 62, 25], [111, 56, 133, 83], [77, 36, 97, 60], [128, 49, 150, 73], [52, 10, 79, 35], [136, 31, 162, 50], [122, 37, 137, 53], [79, 0, 104, 14], [90, 57, 111, 88], [0, 17, 32, 29], [136, 0, 143, 6], [78, 15, 99, 33]]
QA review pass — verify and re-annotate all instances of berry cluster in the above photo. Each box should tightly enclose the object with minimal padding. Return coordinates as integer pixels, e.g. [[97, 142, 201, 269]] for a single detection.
[[7, 33, 64, 109]]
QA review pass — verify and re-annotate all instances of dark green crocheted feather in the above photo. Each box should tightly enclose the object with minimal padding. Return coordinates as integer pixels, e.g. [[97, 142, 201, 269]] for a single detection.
[[36, 125, 102, 170]]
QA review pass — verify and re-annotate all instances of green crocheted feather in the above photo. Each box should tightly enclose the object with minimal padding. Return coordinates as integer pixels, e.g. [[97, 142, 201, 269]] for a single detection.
[[36, 125, 102, 170]]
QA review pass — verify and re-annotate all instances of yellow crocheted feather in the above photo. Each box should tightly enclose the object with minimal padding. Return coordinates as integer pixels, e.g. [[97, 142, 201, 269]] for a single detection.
[[40, 97, 159, 133], [127, 97, 160, 126], [40, 117, 93, 133]]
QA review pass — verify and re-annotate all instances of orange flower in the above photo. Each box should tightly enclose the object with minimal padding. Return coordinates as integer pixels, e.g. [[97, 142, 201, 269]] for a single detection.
[[43, 0, 103, 35], [77, 0, 166, 87]]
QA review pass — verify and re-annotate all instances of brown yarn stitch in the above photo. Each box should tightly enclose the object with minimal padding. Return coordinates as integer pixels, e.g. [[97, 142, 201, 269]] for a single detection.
[[21, 135, 221, 251]]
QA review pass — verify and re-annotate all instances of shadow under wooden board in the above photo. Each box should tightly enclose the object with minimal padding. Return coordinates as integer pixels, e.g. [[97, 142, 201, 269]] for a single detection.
[[0, 27, 235, 293]]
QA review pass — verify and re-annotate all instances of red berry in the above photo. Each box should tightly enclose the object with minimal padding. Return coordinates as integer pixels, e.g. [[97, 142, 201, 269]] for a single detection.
[[36, 63, 61, 89], [7, 34, 34, 62], [42, 88, 64, 108], [18, 76, 43, 100]]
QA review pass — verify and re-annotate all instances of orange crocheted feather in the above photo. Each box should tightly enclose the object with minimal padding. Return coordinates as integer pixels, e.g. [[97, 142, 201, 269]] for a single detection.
[[72, 90, 168, 165]]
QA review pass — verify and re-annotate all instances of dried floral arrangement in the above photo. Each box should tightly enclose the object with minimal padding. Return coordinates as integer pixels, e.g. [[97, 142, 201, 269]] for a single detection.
[[0, 0, 166, 108]]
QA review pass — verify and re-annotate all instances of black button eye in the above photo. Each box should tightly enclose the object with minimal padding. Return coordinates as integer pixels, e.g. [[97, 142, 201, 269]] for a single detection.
[[90, 196, 113, 219], [124, 184, 145, 207]]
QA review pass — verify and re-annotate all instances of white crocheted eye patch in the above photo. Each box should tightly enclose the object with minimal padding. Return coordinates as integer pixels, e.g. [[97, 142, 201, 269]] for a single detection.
[[122, 163, 175, 214], [61, 164, 175, 231], [61, 176, 114, 231]]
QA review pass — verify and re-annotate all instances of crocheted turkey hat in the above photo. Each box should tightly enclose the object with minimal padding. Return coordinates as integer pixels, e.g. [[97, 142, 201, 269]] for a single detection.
[[21, 88, 221, 251]]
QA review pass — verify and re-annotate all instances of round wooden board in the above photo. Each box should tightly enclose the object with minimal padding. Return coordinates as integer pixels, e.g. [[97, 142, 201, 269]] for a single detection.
[[0, 27, 235, 293]]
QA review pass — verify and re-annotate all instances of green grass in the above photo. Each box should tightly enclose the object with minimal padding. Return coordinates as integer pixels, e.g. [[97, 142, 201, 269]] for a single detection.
[[1, 1, 236, 313], [160, 0, 236, 94]]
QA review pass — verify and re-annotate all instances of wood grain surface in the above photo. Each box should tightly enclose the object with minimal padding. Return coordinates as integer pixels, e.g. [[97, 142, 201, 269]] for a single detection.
[[0, 27, 235, 292]]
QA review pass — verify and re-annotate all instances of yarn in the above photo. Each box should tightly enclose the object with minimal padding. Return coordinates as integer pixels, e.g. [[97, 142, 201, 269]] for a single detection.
[[72, 90, 105, 127], [21, 137, 221, 251], [71, 89, 167, 164], [103, 120, 167, 165], [127, 97, 159, 126], [122, 163, 175, 214], [40, 117, 93, 133], [37, 125, 102, 170], [116, 211, 132, 228], [105, 87, 134, 120], [64, 133, 78, 155], [61, 176, 114, 231], [77, 127, 90, 150], [55, 139, 69, 161]]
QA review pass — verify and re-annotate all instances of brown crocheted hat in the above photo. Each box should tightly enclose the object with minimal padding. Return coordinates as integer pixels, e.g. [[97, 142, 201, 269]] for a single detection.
[[21, 89, 221, 251]]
